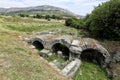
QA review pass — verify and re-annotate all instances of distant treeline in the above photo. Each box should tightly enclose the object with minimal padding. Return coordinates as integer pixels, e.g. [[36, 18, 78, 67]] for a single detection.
[[19, 14, 64, 20], [65, 0, 120, 40]]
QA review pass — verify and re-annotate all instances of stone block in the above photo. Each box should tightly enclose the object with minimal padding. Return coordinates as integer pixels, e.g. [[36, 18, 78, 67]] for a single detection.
[[70, 46, 82, 54], [40, 49, 50, 57], [61, 59, 81, 77], [71, 40, 80, 47], [29, 45, 35, 49], [57, 51, 63, 58]]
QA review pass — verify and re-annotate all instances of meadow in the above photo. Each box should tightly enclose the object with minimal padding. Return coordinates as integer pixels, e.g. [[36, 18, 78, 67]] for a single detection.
[[0, 15, 108, 80]]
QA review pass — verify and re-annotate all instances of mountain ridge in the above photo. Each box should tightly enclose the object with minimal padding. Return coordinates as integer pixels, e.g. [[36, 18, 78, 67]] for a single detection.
[[0, 5, 82, 18]]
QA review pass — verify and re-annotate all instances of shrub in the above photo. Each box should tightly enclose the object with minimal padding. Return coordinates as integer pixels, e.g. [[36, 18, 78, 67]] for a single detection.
[[88, 0, 120, 40]]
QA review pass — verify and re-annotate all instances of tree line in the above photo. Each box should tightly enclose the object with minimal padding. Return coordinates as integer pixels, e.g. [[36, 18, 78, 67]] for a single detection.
[[19, 14, 63, 21], [65, 0, 120, 40]]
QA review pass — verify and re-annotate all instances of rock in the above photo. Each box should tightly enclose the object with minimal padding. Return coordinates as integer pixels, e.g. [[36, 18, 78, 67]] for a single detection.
[[70, 46, 82, 54], [113, 51, 120, 63], [61, 59, 81, 77], [23, 37, 31, 43], [18, 36, 23, 39], [29, 45, 35, 49], [40, 49, 50, 57], [52, 60, 61, 66], [49, 32, 55, 34], [57, 51, 63, 58], [71, 40, 80, 47], [47, 52, 52, 57]]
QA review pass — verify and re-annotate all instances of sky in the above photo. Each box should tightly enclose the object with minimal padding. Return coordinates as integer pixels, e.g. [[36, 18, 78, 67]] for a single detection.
[[0, 0, 108, 16]]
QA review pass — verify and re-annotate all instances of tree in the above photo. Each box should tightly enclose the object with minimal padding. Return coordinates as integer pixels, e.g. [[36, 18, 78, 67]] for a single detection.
[[65, 18, 74, 26], [88, 0, 120, 40], [65, 18, 85, 29], [45, 15, 51, 21], [51, 15, 56, 19], [19, 14, 26, 17], [19, 14, 29, 17]]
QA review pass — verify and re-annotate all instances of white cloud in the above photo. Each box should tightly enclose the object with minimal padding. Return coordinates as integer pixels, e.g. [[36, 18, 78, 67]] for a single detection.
[[0, 0, 108, 15]]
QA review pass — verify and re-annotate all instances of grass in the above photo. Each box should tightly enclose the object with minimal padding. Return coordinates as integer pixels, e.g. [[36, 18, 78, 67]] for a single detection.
[[42, 52, 69, 69], [0, 15, 72, 80], [73, 61, 108, 80], [0, 16, 78, 35], [0, 15, 110, 80]]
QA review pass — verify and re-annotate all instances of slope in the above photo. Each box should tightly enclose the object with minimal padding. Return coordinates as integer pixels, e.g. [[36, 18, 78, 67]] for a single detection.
[[0, 15, 78, 80]]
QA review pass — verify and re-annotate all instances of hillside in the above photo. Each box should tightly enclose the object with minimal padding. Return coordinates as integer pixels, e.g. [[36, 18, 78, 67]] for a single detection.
[[0, 5, 79, 17], [2, 15, 119, 80], [0, 15, 79, 80]]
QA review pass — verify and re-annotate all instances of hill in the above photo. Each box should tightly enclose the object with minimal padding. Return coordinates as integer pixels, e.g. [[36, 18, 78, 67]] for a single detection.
[[0, 5, 80, 18], [0, 15, 79, 80]]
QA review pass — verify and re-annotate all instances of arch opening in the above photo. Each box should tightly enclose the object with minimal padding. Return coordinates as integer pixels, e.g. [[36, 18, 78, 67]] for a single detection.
[[80, 49, 105, 66], [32, 41, 44, 50], [52, 43, 70, 60]]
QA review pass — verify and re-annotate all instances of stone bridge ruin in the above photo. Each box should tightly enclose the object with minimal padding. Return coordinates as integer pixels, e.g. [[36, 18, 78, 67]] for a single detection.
[[30, 32, 111, 77]]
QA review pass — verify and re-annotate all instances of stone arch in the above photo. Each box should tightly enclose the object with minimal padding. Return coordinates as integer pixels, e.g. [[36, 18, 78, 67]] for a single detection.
[[51, 39, 71, 60], [80, 44, 111, 67], [31, 37, 44, 50]]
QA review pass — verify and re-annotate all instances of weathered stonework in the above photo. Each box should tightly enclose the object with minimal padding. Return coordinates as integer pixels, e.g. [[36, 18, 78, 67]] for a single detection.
[[40, 49, 51, 57], [61, 59, 81, 77], [113, 51, 120, 63], [30, 32, 112, 77], [31, 34, 111, 65]]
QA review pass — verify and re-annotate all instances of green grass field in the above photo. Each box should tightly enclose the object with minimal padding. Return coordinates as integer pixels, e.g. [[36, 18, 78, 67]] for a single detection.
[[73, 61, 108, 80], [0, 15, 108, 80]]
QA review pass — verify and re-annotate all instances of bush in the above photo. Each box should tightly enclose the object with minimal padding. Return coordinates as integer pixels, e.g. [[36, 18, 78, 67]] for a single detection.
[[65, 18, 74, 26], [65, 18, 85, 29], [19, 14, 29, 17], [88, 0, 120, 40]]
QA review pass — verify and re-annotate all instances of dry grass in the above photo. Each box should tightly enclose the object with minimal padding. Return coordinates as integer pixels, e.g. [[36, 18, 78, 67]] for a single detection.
[[0, 16, 71, 80]]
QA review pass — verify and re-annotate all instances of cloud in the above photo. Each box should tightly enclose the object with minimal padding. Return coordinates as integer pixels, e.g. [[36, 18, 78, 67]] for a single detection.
[[0, 0, 108, 15]]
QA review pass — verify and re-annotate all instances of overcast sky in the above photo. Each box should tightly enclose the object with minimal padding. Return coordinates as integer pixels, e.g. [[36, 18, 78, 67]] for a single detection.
[[0, 0, 108, 16]]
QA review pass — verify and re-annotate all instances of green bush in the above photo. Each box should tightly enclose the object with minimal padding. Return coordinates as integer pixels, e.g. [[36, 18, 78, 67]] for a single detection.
[[65, 18, 85, 29], [65, 0, 120, 40], [88, 0, 120, 40]]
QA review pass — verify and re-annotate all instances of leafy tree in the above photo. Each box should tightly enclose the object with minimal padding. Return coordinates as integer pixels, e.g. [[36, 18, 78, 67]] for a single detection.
[[45, 15, 51, 21], [35, 14, 42, 18], [51, 15, 56, 19], [65, 18, 74, 26], [65, 18, 85, 29], [19, 14, 29, 17], [19, 14, 26, 17], [88, 0, 120, 40]]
